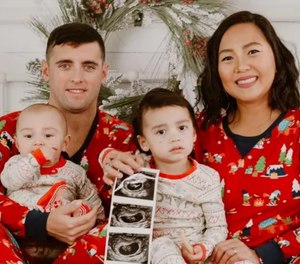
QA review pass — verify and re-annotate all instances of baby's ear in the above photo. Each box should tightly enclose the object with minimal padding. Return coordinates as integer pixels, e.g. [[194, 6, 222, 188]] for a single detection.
[[62, 134, 71, 152], [14, 135, 19, 150], [137, 135, 150, 152]]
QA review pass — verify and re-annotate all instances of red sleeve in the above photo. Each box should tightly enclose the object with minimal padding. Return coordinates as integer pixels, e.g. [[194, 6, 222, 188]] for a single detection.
[[194, 112, 206, 162], [0, 111, 29, 237]]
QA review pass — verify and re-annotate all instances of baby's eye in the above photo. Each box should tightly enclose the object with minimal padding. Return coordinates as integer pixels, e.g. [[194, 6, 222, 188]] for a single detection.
[[45, 134, 54, 138], [24, 134, 32, 139], [156, 129, 166, 135]]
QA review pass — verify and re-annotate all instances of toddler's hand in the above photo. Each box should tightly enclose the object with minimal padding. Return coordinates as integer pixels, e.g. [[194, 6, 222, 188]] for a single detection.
[[181, 230, 204, 264]]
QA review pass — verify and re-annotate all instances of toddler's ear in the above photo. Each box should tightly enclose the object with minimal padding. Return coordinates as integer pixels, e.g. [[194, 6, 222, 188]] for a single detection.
[[193, 131, 197, 143], [137, 135, 150, 152]]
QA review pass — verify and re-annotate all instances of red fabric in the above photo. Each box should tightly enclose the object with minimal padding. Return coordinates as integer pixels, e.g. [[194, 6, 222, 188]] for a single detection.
[[0, 223, 25, 263], [195, 110, 300, 258], [0, 221, 107, 264]]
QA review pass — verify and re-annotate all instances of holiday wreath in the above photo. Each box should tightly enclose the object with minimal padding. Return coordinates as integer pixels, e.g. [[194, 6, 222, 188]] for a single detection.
[[26, 0, 229, 121]]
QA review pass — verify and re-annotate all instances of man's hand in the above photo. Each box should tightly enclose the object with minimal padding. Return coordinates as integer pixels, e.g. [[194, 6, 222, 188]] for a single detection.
[[102, 150, 144, 185], [46, 201, 98, 245]]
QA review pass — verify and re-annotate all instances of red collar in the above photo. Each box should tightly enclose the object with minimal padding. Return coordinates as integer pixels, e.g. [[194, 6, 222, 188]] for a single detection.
[[150, 157, 197, 180], [40, 157, 67, 175]]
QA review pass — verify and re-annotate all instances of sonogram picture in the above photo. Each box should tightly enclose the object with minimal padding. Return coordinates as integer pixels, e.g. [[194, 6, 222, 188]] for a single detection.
[[105, 168, 159, 264]]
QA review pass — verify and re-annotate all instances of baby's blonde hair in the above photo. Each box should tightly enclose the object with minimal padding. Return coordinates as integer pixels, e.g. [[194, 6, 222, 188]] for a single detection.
[[16, 104, 68, 135]]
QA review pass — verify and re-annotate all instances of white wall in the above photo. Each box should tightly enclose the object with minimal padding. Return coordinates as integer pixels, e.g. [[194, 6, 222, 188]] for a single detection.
[[0, 0, 300, 115]]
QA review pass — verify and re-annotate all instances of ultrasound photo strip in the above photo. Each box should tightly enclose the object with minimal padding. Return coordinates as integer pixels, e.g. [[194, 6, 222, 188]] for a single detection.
[[104, 167, 160, 264]]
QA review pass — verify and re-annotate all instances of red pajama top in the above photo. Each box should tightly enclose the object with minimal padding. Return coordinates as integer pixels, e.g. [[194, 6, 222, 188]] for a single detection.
[[195, 109, 300, 258]]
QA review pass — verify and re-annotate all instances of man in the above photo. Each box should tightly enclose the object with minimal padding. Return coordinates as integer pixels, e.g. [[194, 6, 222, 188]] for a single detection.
[[0, 22, 141, 263]]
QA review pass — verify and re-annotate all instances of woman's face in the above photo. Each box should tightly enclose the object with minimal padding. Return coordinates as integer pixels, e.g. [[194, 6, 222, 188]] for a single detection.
[[218, 23, 276, 106]]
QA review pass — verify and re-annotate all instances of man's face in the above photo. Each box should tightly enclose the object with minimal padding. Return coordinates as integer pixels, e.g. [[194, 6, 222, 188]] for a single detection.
[[42, 42, 107, 114]]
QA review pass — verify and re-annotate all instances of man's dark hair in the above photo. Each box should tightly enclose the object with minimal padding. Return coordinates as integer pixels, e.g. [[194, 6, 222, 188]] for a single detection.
[[46, 22, 105, 61]]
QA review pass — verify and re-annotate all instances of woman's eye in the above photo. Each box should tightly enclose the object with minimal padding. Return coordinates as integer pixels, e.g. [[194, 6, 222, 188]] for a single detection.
[[249, 49, 259, 55], [221, 56, 233, 62]]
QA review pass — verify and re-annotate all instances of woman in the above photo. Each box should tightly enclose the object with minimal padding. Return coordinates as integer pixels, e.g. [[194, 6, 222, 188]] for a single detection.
[[190, 10, 300, 264]]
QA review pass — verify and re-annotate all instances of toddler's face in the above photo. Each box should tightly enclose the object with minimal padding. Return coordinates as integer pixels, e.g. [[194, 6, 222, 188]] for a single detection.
[[138, 106, 196, 169]]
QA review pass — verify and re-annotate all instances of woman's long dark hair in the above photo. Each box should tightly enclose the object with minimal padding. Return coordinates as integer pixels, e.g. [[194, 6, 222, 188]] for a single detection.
[[198, 11, 300, 129]]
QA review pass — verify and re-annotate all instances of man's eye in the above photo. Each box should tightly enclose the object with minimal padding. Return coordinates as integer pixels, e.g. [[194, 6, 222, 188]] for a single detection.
[[58, 64, 70, 70], [84, 65, 96, 72]]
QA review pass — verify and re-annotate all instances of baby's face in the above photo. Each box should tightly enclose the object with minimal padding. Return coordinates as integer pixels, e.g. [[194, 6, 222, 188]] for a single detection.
[[15, 109, 67, 159]]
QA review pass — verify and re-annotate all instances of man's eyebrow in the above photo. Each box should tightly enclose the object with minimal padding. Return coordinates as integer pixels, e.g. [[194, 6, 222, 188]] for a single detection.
[[55, 59, 72, 64], [83, 61, 99, 66], [55, 60, 99, 65]]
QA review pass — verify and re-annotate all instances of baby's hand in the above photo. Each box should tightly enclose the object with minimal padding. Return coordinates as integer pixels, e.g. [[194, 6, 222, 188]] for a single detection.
[[39, 145, 59, 165]]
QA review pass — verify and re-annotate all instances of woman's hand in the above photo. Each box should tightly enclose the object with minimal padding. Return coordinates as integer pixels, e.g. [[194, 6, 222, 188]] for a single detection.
[[210, 239, 261, 264], [46, 201, 98, 245], [102, 150, 144, 185]]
